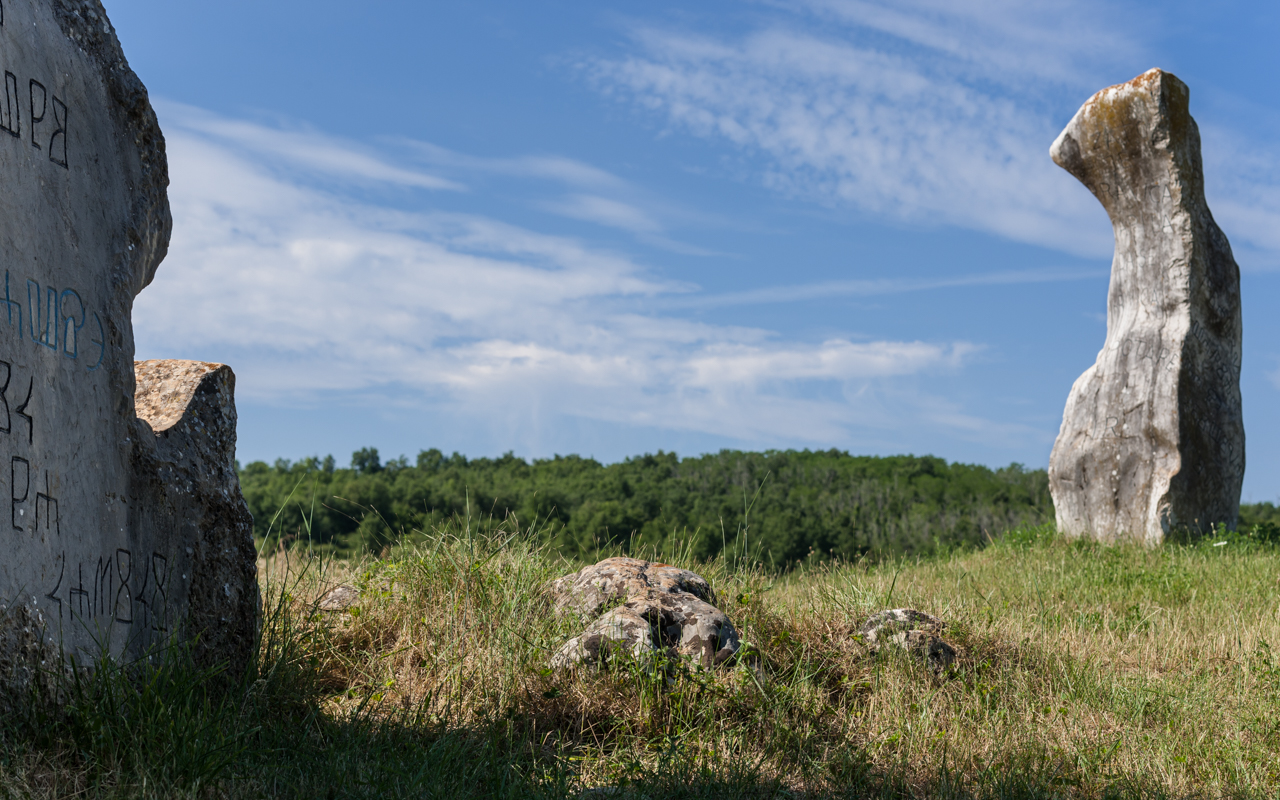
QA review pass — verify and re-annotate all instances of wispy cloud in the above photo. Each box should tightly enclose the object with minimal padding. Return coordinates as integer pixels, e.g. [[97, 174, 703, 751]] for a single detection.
[[134, 105, 1043, 450], [791, 0, 1136, 87], [539, 194, 663, 233], [403, 140, 627, 191], [581, 1, 1151, 257], [167, 103, 463, 191], [674, 267, 1105, 309]]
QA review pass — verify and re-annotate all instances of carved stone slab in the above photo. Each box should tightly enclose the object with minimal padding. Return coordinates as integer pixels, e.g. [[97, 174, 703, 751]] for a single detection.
[[0, 0, 256, 697], [1048, 69, 1243, 544]]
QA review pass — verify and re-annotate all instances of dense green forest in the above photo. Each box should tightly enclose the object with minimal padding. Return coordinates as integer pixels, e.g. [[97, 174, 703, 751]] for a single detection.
[[1241, 501, 1280, 529], [239, 448, 1059, 565], [238, 448, 1279, 565]]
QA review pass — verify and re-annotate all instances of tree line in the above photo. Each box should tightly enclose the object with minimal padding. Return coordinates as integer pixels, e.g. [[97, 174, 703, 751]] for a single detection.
[[238, 447, 1060, 565]]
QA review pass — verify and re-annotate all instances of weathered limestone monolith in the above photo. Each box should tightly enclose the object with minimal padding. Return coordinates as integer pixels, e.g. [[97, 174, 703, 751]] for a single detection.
[[0, 0, 257, 702], [1048, 69, 1243, 544]]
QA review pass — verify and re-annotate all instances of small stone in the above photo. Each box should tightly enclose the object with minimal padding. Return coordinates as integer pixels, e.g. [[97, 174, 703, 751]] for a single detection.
[[316, 585, 360, 612], [858, 608, 956, 672]]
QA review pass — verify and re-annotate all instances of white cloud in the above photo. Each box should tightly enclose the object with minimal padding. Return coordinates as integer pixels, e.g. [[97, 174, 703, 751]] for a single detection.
[[403, 140, 627, 191], [165, 103, 462, 191], [134, 106, 1033, 450], [582, 2, 1148, 256], [792, 0, 1136, 87], [676, 267, 1105, 309], [539, 194, 663, 233]]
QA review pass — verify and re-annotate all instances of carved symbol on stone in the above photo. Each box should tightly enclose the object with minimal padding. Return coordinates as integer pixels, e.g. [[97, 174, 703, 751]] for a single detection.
[[0, 360, 10, 434], [45, 551, 64, 620], [15, 377, 32, 444], [10, 455, 27, 531], [48, 95, 66, 168], [0, 71, 16, 138], [28, 79, 43, 149], [59, 289, 84, 358], [35, 472, 58, 537], [114, 549, 133, 624]]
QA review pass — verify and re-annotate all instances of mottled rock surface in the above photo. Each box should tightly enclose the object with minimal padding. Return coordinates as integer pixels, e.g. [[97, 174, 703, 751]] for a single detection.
[[133, 360, 257, 672], [858, 608, 956, 672], [317, 584, 360, 612], [0, 0, 256, 701], [549, 558, 739, 669], [1048, 68, 1243, 544], [549, 556, 716, 617]]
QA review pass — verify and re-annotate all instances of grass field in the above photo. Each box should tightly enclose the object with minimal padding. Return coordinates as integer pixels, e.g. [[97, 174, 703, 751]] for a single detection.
[[3, 518, 1280, 798]]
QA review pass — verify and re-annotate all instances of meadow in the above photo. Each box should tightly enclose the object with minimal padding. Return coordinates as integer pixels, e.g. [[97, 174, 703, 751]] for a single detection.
[[3, 509, 1280, 798]]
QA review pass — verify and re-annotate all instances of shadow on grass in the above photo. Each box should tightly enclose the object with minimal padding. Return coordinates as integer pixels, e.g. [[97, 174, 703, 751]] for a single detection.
[[0, 678, 1197, 800]]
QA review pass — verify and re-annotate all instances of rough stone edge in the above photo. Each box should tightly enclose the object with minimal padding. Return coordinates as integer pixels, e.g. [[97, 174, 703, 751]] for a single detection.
[[1046, 68, 1244, 542], [52, 0, 171, 295], [134, 360, 258, 676]]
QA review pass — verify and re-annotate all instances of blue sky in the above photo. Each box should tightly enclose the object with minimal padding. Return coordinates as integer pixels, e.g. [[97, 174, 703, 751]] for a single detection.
[[105, 0, 1280, 501]]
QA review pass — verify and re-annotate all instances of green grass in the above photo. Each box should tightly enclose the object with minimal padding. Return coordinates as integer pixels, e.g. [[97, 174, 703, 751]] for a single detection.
[[4, 519, 1280, 798]]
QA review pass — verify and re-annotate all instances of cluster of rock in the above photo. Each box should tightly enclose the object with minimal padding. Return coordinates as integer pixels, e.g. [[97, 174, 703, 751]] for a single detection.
[[548, 557, 741, 670], [547, 557, 958, 675]]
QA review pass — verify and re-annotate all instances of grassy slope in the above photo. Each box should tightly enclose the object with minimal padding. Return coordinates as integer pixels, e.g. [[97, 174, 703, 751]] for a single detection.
[[4, 521, 1280, 798]]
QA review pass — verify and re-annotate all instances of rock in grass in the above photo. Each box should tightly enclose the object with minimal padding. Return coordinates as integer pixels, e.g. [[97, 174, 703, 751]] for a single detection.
[[1047, 69, 1244, 544], [0, 0, 256, 706], [549, 558, 739, 670], [859, 609, 956, 672], [548, 556, 717, 617], [317, 585, 360, 612]]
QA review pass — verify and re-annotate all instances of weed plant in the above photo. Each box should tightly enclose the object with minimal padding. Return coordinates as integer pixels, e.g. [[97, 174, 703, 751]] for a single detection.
[[3, 517, 1280, 798]]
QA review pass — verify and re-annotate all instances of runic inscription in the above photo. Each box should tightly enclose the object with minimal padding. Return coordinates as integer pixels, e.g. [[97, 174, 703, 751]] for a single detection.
[[0, 0, 255, 703]]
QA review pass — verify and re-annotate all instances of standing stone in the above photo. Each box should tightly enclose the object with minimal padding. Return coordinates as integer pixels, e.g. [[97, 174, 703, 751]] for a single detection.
[[1048, 69, 1243, 544], [0, 0, 257, 701]]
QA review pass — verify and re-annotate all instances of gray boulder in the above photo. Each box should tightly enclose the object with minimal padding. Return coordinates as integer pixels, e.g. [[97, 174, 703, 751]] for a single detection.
[[1047, 68, 1243, 543], [858, 608, 956, 672], [549, 558, 739, 670], [548, 556, 716, 616]]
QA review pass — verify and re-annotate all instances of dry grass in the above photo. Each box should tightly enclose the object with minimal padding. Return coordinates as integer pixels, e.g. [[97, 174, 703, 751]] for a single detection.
[[242, 522, 1280, 797], [3, 519, 1280, 798]]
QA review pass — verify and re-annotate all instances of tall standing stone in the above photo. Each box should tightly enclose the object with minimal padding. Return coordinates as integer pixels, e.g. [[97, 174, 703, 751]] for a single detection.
[[1048, 69, 1243, 544], [0, 0, 257, 700]]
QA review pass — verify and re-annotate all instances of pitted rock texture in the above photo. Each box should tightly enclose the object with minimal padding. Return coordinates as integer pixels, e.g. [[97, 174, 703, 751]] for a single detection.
[[0, 0, 256, 696], [549, 558, 739, 670], [0, 604, 64, 714], [548, 556, 717, 617], [858, 609, 956, 672], [317, 585, 360, 612], [133, 360, 257, 674], [1048, 69, 1243, 544]]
